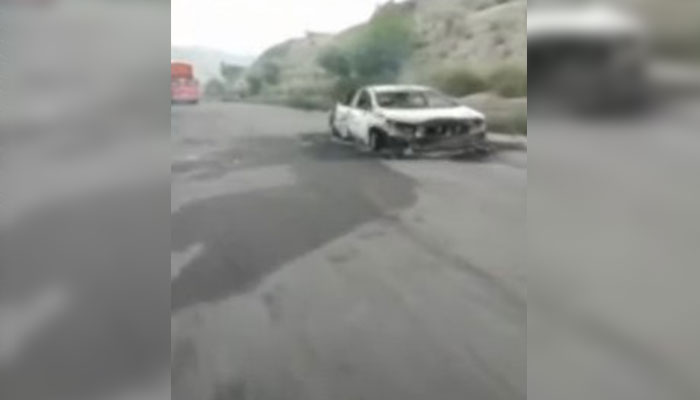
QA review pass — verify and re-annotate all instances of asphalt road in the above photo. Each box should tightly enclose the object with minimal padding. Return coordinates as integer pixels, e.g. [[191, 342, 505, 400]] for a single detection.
[[4, 96, 696, 400], [0, 4, 170, 398], [0, 134, 170, 400], [171, 102, 527, 400], [529, 99, 700, 400]]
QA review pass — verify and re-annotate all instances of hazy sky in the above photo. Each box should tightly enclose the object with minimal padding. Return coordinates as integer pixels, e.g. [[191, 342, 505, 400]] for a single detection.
[[172, 0, 394, 56]]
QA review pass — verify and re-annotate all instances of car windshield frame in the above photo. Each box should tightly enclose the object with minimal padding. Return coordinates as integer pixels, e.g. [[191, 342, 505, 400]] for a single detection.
[[374, 89, 459, 109]]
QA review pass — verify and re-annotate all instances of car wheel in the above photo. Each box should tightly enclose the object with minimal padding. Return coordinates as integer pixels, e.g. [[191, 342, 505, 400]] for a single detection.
[[367, 130, 382, 152], [330, 124, 341, 138], [329, 114, 340, 138]]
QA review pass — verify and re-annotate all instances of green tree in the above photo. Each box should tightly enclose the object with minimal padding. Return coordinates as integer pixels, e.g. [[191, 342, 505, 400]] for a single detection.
[[432, 67, 488, 97], [318, 46, 352, 78], [262, 62, 281, 85], [246, 75, 262, 96], [350, 14, 415, 82], [317, 14, 415, 100], [204, 78, 226, 99], [488, 65, 527, 98], [220, 63, 245, 83], [331, 77, 365, 104]]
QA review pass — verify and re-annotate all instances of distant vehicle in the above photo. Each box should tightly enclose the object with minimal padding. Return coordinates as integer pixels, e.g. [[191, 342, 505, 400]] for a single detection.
[[330, 85, 488, 156], [527, 5, 649, 111], [171, 61, 200, 105]]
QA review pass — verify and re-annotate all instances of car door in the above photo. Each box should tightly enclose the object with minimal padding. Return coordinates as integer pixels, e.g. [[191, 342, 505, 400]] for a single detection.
[[350, 89, 373, 143], [334, 91, 358, 138]]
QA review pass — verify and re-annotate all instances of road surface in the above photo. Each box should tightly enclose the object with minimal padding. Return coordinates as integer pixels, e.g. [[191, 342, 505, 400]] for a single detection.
[[529, 99, 700, 400], [0, 3, 171, 398], [170, 102, 527, 400], [0, 133, 170, 400]]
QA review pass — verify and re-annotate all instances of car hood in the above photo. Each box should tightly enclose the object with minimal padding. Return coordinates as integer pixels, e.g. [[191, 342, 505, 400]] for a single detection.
[[377, 106, 484, 125]]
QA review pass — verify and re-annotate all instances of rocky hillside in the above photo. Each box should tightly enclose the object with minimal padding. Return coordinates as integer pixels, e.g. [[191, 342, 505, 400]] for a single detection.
[[239, 0, 526, 102], [238, 32, 336, 99], [399, 0, 526, 77]]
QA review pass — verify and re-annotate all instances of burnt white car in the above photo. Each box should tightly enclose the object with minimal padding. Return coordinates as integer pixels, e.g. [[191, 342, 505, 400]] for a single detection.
[[330, 85, 487, 155]]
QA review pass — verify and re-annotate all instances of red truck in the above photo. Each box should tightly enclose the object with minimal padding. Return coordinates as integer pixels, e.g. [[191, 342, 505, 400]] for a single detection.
[[171, 61, 200, 104]]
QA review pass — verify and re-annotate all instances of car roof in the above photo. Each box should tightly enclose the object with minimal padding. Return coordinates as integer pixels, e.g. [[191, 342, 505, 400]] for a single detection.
[[367, 85, 433, 93]]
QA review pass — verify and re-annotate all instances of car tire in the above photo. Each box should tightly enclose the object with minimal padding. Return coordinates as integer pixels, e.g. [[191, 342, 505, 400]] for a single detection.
[[331, 125, 341, 138], [329, 113, 340, 138], [367, 130, 383, 153]]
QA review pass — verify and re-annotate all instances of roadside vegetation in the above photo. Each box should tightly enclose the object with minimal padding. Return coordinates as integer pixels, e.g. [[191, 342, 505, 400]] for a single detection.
[[487, 110, 527, 135], [220, 2, 528, 134], [318, 13, 416, 102], [461, 93, 527, 135], [203, 63, 246, 101], [487, 65, 527, 98], [204, 79, 225, 99], [430, 67, 488, 97], [430, 64, 526, 98]]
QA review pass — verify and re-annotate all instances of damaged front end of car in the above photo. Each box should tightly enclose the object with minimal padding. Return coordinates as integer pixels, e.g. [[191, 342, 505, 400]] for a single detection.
[[383, 118, 489, 155]]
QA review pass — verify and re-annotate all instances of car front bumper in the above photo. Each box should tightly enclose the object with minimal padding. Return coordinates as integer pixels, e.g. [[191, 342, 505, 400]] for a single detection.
[[386, 130, 487, 152]]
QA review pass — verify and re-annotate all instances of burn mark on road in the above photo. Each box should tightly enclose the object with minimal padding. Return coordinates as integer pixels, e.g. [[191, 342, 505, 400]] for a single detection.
[[171, 133, 417, 313]]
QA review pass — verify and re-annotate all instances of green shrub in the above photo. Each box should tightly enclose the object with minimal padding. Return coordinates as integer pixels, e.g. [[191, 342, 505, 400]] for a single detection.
[[331, 77, 365, 103], [318, 14, 415, 86], [488, 65, 527, 98], [351, 14, 415, 82], [487, 110, 527, 135], [318, 47, 352, 78], [284, 95, 331, 111], [432, 67, 488, 97], [204, 79, 225, 99], [246, 75, 262, 96], [505, 111, 527, 135], [220, 63, 245, 83], [262, 62, 281, 85]]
